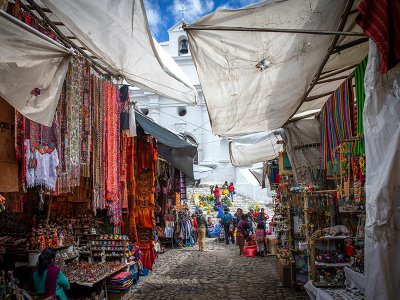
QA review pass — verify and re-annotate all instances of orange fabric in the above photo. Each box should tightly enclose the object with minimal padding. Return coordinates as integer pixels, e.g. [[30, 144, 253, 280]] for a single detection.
[[127, 137, 137, 241]]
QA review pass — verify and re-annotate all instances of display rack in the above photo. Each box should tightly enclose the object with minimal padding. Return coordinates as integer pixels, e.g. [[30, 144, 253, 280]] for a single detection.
[[90, 237, 129, 261]]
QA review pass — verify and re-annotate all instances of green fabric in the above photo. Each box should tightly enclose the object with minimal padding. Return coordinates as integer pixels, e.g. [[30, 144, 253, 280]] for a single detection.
[[354, 56, 368, 155], [33, 270, 70, 300]]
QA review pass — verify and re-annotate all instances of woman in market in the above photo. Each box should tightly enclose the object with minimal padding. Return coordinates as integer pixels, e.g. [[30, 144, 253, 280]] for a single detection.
[[213, 185, 221, 201], [33, 248, 70, 300], [257, 207, 267, 232], [196, 209, 208, 252], [228, 182, 235, 201], [236, 213, 250, 256]]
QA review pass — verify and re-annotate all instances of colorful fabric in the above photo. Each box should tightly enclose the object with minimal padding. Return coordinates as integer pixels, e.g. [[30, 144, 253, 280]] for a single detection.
[[105, 82, 119, 202], [80, 63, 91, 177], [25, 139, 59, 191], [33, 267, 69, 300], [356, 0, 400, 73], [354, 57, 368, 155], [58, 58, 83, 192], [320, 79, 354, 169], [92, 75, 105, 208]]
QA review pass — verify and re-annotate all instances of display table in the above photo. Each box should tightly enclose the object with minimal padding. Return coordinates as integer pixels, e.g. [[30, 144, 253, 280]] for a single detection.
[[304, 268, 365, 300]]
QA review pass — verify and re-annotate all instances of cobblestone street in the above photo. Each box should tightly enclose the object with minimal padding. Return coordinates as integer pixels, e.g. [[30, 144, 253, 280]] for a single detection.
[[131, 239, 308, 300]]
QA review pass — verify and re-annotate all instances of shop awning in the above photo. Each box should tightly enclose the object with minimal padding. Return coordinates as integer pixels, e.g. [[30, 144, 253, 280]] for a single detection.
[[186, 0, 367, 136], [135, 111, 197, 178], [0, 10, 71, 126], [41, 0, 198, 105], [229, 130, 283, 167]]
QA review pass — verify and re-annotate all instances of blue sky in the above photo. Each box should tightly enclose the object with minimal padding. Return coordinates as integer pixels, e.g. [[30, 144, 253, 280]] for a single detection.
[[144, 0, 261, 42]]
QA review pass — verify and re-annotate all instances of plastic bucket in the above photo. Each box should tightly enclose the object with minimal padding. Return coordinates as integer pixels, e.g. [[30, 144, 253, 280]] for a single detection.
[[244, 246, 257, 257]]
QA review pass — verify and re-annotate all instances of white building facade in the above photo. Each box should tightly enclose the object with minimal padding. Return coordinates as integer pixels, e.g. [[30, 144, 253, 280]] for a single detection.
[[131, 21, 270, 202]]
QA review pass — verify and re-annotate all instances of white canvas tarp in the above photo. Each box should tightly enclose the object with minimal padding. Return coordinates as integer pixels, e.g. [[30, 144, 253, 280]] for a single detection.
[[229, 131, 283, 167], [187, 0, 367, 136], [42, 0, 197, 105], [283, 118, 321, 184], [0, 10, 71, 126], [363, 41, 400, 300]]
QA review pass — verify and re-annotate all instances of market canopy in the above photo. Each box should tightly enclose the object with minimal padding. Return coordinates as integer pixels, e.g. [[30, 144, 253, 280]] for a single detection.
[[186, 0, 367, 136], [41, 0, 198, 105], [135, 111, 197, 178], [0, 10, 71, 126], [229, 130, 283, 167], [193, 165, 215, 180]]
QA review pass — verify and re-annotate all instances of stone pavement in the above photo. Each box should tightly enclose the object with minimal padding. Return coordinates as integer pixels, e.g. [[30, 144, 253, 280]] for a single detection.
[[130, 239, 308, 300]]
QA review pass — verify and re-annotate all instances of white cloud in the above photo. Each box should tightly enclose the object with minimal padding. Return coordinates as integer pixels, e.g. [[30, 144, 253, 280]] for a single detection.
[[171, 0, 215, 23], [144, 0, 164, 38], [218, 0, 261, 10]]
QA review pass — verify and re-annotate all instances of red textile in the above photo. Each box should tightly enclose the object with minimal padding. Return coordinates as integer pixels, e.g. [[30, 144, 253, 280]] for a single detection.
[[356, 0, 400, 73]]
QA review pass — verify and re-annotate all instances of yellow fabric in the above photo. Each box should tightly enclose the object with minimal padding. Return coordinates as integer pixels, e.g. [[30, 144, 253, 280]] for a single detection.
[[198, 227, 206, 251]]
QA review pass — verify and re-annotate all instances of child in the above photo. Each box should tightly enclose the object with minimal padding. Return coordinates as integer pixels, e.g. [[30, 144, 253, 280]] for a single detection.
[[255, 222, 266, 257]]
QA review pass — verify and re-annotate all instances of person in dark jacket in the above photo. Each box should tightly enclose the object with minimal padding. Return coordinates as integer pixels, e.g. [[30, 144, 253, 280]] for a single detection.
[[196, 210, 208, 252], [220, 207, 234, 244], [236, 214, 250, 255]]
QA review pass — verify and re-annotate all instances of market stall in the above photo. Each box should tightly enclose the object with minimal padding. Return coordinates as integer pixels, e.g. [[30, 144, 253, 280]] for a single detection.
[[0, 1, 198, 299]]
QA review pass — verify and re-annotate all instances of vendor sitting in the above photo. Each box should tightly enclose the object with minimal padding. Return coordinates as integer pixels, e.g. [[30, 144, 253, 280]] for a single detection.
[[33, 248, 70, 300]]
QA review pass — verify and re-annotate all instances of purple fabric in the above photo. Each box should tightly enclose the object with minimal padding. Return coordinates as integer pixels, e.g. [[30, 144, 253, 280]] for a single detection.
[[238, 219, 249, 234], [44, 265, 60, 298]]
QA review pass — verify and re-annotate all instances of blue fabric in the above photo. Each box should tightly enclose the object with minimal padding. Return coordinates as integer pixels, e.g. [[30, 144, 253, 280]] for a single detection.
[[216, 207, 224, 218], [220, 213, 232, 225]]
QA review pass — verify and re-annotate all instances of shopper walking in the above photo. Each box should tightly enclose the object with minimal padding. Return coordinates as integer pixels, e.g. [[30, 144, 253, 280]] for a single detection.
[[220, 207, 234, 244], [257, 208, 267, 231], [196, 209, 208, 252], [228, 182, 235, 201], [248, 209, 255, 234], [33, 248, 70, 300], [255, 222, 266, 256], [213, 185, 221, 201], [236, 213, 250, 255]]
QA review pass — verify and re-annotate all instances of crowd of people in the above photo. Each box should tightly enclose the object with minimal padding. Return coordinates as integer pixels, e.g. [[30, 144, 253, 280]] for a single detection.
[[219, 207, 268, 256], [193, 182, 269, 257]]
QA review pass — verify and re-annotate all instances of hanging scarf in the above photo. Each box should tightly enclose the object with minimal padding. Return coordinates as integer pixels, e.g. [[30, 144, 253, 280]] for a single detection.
[[58, 57, 83, 192], [92, 75, 105, 209], [320, 79, 354, 170], [354, 57, 368, 155], [80, 63, 91, 177], [105, 82, 119, 202]]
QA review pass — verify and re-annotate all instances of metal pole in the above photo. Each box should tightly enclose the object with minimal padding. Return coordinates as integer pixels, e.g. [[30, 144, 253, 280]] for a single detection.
[[183, 25, 365, 37]]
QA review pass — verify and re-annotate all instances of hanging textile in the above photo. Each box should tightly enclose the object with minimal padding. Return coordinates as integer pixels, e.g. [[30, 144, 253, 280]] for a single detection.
[[80, 63, 91, 177], [354, 57, 368, 156], [135, 170, 155, 229], [58, 58, 84, 192], [137, 135, 157, 173], [320, 79, 354, 170], [92, 75, 105, 209], [105, 82, 118, 201], [356, 0, 400, 73], [126, 137, 136, 241]]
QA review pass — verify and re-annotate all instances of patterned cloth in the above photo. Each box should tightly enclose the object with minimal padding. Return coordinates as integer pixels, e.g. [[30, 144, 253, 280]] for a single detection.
[[356, 0, 400, 73]]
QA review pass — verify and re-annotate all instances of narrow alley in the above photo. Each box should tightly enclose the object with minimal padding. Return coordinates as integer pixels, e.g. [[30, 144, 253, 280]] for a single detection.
[[130, 239, 308, 300]]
